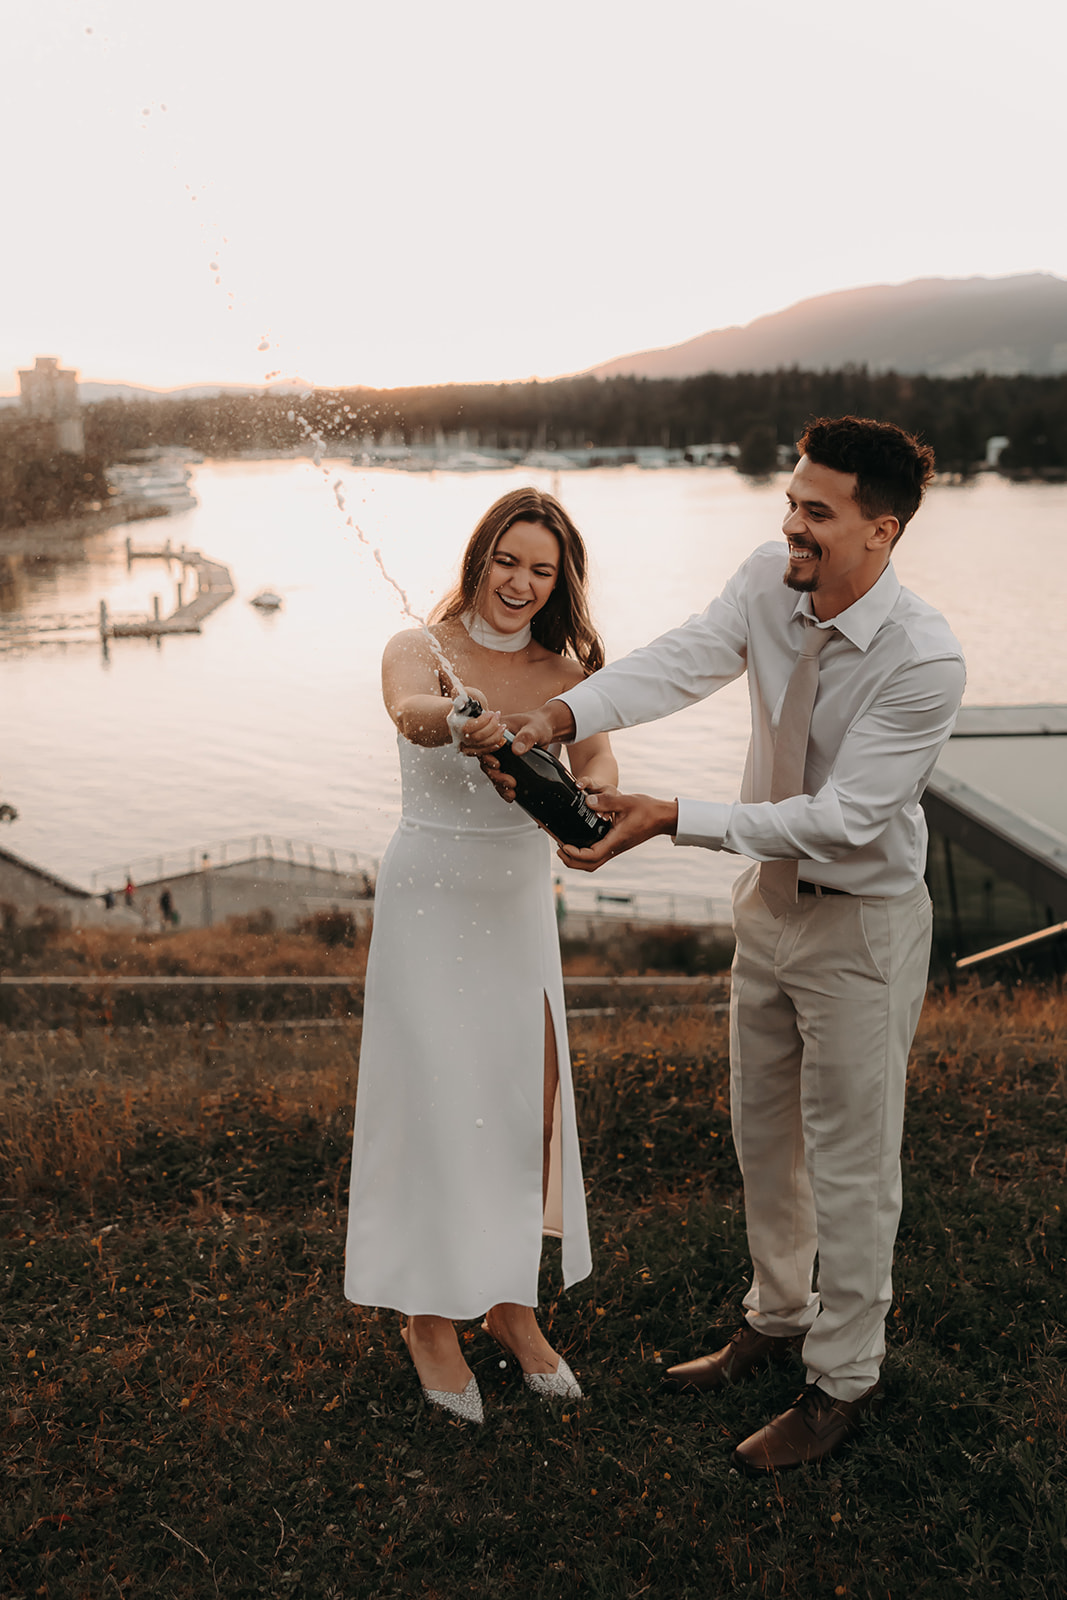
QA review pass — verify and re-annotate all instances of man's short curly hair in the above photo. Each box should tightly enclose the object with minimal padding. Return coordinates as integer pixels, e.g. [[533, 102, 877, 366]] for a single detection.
[[797, 416, 936, 537]]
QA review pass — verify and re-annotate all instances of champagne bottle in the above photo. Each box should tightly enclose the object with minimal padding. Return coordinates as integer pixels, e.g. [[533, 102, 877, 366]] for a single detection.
[[455, 697, 611, 848]]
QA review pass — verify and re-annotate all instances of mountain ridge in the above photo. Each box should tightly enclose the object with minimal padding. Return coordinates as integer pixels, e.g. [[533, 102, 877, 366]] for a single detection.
[[585, 273, 1067, 381], [5, 275, 1067, 402]]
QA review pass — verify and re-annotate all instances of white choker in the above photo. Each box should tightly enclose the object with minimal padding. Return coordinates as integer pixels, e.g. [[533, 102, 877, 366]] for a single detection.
[[462, 609, 531, 653]]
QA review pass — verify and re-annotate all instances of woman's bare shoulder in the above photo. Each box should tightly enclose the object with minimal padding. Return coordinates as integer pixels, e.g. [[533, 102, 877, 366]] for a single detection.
[[382, 627, 427, 661], [548, 654, 590, 692], [518, 648, 591, 703], [382, 625, 459, 663]]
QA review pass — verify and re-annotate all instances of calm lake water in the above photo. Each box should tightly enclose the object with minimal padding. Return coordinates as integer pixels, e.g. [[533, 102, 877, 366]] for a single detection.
[[3, 461, 1065, 920]]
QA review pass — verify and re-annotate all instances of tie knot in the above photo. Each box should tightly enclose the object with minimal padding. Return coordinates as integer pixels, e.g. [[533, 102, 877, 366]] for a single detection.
[[800, 622, 834, 658]]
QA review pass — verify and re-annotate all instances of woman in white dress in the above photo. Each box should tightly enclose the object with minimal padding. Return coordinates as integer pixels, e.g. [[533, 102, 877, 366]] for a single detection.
[[345, 488, 617, 1423]]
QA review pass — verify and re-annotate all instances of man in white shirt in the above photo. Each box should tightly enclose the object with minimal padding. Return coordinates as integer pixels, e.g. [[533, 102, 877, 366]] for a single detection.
[[499, 416, 966, 1471]]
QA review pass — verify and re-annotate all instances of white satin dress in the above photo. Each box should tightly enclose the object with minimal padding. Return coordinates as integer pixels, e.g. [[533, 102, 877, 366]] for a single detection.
[[344, 735, 592, 1320]]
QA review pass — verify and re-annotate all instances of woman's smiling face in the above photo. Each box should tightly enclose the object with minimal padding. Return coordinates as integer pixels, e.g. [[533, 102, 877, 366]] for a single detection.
[[479, 520, 560, 632]]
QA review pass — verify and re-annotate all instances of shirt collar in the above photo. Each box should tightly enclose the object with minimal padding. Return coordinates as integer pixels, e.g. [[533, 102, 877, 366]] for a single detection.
[[790, 561, 900, 651]]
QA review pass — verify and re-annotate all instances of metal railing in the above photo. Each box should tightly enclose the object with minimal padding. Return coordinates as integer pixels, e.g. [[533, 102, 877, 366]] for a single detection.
[[88, 837, 724, 924], [555, 881, 724, 927], [90, 836, 377, 891]]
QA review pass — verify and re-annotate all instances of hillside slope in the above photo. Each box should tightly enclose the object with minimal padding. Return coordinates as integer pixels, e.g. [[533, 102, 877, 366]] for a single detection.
[[588, 273, 1067, 380]]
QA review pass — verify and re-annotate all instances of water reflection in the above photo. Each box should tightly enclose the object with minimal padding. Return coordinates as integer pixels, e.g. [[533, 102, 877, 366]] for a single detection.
[[2, 462, 1066, 917]]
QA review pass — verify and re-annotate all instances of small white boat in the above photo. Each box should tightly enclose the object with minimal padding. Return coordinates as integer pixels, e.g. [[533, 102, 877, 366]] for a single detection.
[[250, 590, 283, 611]]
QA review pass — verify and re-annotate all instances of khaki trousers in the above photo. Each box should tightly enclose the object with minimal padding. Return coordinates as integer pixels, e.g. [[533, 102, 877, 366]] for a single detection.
[[728, 864, 932, 1401]]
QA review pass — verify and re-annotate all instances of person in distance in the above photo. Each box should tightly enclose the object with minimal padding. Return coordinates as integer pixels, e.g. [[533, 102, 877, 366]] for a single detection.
[[486, 418, 966, 1469], [344, 487, 617, 1423]]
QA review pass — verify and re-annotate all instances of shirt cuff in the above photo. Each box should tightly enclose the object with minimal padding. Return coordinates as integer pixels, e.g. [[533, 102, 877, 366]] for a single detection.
[[554, 682, 604, 743], [673, 797, 733, 850]]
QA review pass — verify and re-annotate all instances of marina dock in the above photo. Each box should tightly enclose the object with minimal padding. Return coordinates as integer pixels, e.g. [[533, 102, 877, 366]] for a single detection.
[[100, 539, 235, 639]]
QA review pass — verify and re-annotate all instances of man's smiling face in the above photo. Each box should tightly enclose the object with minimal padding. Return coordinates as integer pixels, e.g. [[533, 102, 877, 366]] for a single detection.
[[782, 454, 898, 618]]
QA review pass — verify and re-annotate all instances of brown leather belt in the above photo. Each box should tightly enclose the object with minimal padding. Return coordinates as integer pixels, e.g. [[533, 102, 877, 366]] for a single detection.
[[797, 880, 850, 897]]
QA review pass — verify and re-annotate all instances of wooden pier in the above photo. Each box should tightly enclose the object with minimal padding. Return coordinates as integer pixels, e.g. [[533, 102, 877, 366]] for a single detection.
[[100, 539, 235, 639]]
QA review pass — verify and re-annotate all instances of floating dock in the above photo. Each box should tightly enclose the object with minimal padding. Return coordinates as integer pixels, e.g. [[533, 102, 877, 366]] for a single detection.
[[100, 539, 235, 639]]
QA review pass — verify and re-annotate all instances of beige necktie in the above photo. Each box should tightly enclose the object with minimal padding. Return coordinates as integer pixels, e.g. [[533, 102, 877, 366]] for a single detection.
[[758, 622, 835, 917]]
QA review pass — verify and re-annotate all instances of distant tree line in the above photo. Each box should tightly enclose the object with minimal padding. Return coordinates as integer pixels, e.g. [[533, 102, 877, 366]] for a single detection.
[[0, 416, 110, 529], [80, 368, 1067, 475], [3, 367, 1067, 529]]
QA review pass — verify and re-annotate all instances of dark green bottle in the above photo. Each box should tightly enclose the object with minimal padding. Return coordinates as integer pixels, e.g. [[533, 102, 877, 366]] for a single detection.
[[455, 697, 611, 848]]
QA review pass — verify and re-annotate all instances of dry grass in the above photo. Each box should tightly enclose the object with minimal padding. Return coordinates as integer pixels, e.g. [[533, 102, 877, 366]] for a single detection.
[[3, 979, 1066, 1598], [3, 979, 1063, 1216], [0, 1024, 360, 1210], [0, 1005, 729, 1201], [912, 980, 1067, 1092], [4, 915, 715, 982], [7, 920, 373, 979]]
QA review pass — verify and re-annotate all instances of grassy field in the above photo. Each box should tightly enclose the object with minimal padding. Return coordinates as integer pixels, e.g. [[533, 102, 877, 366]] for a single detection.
[[3, 972, 1066, 1598], [0, 917, 374, 981]]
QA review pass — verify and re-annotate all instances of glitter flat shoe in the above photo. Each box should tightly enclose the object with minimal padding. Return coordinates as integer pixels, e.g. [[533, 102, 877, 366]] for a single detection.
[[523, 1357, 582, 1401], [421, 1374, 484, 1424]]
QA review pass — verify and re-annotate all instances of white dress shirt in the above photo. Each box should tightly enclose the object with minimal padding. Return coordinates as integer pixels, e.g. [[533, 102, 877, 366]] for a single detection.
[[559, 542, 966, 897]]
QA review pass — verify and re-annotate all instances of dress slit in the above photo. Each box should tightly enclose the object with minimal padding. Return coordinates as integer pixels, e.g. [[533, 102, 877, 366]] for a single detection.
[[543, 990, 564, 1240]]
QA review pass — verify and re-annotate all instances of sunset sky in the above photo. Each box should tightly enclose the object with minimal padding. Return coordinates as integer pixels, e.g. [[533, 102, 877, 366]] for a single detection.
[[4, 0, 1066, 395]]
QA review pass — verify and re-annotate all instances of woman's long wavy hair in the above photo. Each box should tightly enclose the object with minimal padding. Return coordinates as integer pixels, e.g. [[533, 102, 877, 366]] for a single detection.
[[429, 487, 605, 674]]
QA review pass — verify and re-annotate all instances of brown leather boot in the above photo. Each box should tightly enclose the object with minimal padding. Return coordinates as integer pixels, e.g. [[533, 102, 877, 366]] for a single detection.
[[661, 1319, 803, 1393], [731, 1380, 883, 1471]]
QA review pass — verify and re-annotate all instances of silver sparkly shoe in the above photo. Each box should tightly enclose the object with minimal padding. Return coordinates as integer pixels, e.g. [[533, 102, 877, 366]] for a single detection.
[[421, 1374, 484, 1424], [523, 1357, 582, 1402]]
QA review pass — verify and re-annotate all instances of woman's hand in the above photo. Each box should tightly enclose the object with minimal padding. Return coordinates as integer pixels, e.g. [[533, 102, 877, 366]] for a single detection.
[[477, 748, 517, 801], [452, 688, 509, 756]]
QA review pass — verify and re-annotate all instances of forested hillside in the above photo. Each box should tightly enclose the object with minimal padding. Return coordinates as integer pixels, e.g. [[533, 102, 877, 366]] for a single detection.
[[80, 368, 1067, 475]]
